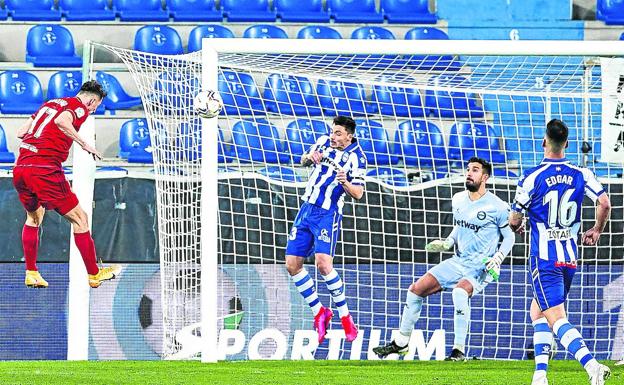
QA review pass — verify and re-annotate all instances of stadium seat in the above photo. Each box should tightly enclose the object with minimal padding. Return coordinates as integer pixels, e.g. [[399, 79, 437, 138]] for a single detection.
[[395, 120, 447, 168], [95, 71, 142, 112], [112, 0, 169, 21], [297, 25, 342, 39], [188, 25, 235, 52], [425, 75, 484, 118], [285, 118, 330, 162], [154, 72, 198, 115], [25, 25, 82, 68], [231, 120, 290, 164], [263, 74, 321, 116], [351, 26, 395, 40], [0, 124, 16, 164], [119, 118, 153, 163], [218, 70, 265, 115], [448, 122, 506, 165], [350, 27, 402, 69], [0, 71, 44, 114], [354, 119, 398, 166], [597, 0, 624, 25], [404, 28, 459, 71], [0, 4, 6, 20], [221, 0, 275, 22], [47, 71, 105, 114], [327, 0, 383, 23], [5, 0, 61, 21], [257, 166, 303, 182], [134, 25, 184, 55], [59, 0, 115, 21], [243, 25, 288, 39], [367, 167, 410, 187], [381, 0, 436, 24], [371, 82, 425, 117], [317, 80, 375, 116], [275, 0, 329, 22], [168, 0, 222, 21]]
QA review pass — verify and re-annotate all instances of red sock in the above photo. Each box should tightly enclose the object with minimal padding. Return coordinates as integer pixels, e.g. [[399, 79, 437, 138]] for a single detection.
[[74, 231, 99, 275], [22, 224, 39, 271]]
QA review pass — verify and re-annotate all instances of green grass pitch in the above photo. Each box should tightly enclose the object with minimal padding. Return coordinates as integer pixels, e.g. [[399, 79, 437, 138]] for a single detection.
[[0, 360, 620, 385]]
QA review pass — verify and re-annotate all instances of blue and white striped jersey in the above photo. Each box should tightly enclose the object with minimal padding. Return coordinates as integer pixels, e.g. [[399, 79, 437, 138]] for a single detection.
[[302, 135, 367, 214], [512, 158, 605, 262]]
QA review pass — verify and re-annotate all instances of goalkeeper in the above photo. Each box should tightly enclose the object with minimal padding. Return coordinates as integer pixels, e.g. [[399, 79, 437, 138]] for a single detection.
[[374, 157, 515, 361]]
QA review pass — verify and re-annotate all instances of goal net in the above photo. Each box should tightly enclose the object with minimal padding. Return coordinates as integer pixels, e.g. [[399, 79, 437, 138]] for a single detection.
[[96, 39, 623, 362]]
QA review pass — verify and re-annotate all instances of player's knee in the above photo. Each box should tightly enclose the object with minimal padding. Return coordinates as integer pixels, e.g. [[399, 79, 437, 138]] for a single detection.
[[285, 257, 302, 275], [315, 258, 333, 276]]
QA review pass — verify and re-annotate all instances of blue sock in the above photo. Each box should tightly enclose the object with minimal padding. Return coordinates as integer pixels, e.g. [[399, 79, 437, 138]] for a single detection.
[[452, 287, 470, 353], [291, 269, 322, 316], [532, 317, 552, 378], [553, 318, 599, 373]]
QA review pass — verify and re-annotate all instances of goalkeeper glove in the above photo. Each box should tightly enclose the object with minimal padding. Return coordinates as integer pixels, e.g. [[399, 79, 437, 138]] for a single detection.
[[425, 238, 454, 252], [483, 251, 505, 281]]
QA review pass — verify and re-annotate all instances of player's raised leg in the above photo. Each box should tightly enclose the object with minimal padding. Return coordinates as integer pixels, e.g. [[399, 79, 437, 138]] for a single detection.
[[23, 206, 48, 288], [63, 204, 121, 288], [373, 273, 441, 358]]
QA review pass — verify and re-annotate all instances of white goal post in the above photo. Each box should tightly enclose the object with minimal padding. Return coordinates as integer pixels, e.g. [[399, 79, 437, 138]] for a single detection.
[[91, 38, 623, 363]]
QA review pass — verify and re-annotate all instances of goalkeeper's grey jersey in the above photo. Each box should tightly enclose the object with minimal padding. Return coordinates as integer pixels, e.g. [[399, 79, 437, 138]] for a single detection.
[[451, 190, 511, 266]]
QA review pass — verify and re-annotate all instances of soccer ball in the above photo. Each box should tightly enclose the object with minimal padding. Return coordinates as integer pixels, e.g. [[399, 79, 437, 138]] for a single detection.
[[194, 90, 223, 118]]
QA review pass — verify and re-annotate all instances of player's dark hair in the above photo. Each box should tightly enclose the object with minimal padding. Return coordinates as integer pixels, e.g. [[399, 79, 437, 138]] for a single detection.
[[333, 116, 356, 135], [78, 80, 107, 100], [468, 156, 491, 176], [545, 118, 568, 152]]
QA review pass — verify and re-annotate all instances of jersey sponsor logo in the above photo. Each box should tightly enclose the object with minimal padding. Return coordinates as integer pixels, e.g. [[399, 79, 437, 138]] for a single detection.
[[545, 174, 573, 187], [477, 211, 486, 220], [546, 227, 572, 240], [75, 107, 85, 118], [318, 229, 331, 243], [454, 219, 482, 232], [321, 156, 343, 172], [19, 142, 38, 153], [341, 153, 349, 163]]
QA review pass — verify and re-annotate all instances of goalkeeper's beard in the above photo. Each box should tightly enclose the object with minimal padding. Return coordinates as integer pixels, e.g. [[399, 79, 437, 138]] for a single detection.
[[465, 180, 480, 192]]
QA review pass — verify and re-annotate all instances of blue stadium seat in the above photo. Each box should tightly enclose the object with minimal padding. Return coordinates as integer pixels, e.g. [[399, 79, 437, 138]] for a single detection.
[[395, 120, 447, 168], [134, 25, 183, 55], [0, 4, 7, 20], [168, 0, 222, 21], [297, 25, 342, 39], [221, 0, 275, 22], [243, 24, 288, 39], [218, 70, 265, 115], [597, 0, 624, 25], [404, 28, 459, 71], [96, 71, 142, 111], [176, 120, 231, 163], [263, 74, 321, 116], [231, 120, 290, 164], [371, 83, 425, 117], [188, 25, 235, 52], [317, 80, 375, 116], [354, 119, 398, 166], [381, 0, 435, 24], [5, 0, 61, 20], [285, 119, 329, 162], [275, 0, 329, 22], [59, 0, 115, 21], [25, 25, 82, 68], [327, 0, 383, 23], [47, 71, 105, 114], [119, 118, 153, 163], [112, 0, 169, 21], [0, 124, 16, 164], [351, 27, 402, 69], [154, 72, 198, 115], [448, 122, 506, 165], [367, 167, 410, 186], [257, 166, 303, 182], [425, 75, 484, 118], [0, 71, 44, 114], [351, 26, 395, 40]]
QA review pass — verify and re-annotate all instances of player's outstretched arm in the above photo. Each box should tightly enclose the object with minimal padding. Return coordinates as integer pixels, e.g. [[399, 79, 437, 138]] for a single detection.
[[582, 193, 611, 246], [16, 117, 33, 139], [54, 111, 102, 160]]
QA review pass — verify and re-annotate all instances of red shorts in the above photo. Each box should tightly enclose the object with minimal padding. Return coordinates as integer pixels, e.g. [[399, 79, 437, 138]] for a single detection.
[[12, 166, 79, 215]]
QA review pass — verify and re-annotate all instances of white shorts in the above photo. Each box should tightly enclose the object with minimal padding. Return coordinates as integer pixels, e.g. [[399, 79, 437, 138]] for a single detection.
[[428, 256, 493, 295]]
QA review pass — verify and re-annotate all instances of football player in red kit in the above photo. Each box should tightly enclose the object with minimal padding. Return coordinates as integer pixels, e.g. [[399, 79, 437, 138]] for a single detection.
[[12, 80, 121, 288]]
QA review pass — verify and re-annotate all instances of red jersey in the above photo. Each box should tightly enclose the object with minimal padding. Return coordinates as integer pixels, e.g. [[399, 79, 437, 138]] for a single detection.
[[16, 97, 89, 169]]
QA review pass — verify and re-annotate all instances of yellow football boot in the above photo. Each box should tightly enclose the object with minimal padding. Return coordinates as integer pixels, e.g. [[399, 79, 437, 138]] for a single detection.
[[88, 264, 122, 288], [25, 270, 48, 288]]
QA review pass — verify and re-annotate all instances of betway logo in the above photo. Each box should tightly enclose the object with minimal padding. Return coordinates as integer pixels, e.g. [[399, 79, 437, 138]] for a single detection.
[[169, 326, 446, 361], [454, 219, 482, 232]]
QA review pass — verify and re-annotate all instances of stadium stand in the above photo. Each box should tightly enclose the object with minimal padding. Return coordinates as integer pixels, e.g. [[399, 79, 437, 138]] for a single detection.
[[5, 0, 61, 21], [188, 25, 235, 52], [275, 0, 330, 22], [220, 0, 276, 22], [448, 121, 506, 165], [327, 0, 384, 23], [119, 118, 153, 163], [354, 119, 398, 166], [394, 120, 447, 168], [25, 25, 82, 67], [133, 25, 184, 55], [231, 120, 290, 163], [168, 0, 222, 22], [0, 71, 44, 114], [243, 24, 288, 39], [59, 0, 115, 21], [112, 0, 169, 22], [218, 70, 265, 115], [381, 0, 436, 24], [317, 80, 375, 116], [263, 74, 322, 116], [95, 71, 143, 112], [285, 118, 330, 163], [0, 124, 16, 164], [297, 25, 342, 39]]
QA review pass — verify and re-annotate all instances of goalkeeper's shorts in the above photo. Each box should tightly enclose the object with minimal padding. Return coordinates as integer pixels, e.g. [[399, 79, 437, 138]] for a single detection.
[[285, 202, 342, 258], [429, 256, 493, 295]]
